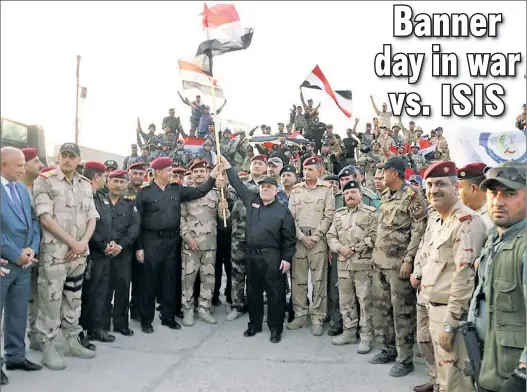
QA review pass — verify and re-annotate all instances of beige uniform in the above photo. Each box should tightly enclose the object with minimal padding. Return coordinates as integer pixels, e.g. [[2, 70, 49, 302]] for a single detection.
[[418, 201, 487, 392], [377, 135, 395, 158], [413, 210, 440, 386], [376, 110, 393, 129], [26, 185, 39, 340], [327, 203, 377, 341], [180, 188, 229, 313], [288, 180, 335, 324], [33, 167, 99, 343], [430, 136, 450, 160], [372, 183, 427, 363], [476, 203, 493, 230]]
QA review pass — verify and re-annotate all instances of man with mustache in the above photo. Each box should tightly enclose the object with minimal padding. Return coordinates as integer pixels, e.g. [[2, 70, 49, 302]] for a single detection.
[[457, 163, 493, 230], [469, 162, 526, 392], [226, 154, 268, 321], [32, 143, 98, 369], [411, 161, 487, 392], [287, 156, 335, 336], [327, 180, 377, 353], [180, 161, 229, 326]]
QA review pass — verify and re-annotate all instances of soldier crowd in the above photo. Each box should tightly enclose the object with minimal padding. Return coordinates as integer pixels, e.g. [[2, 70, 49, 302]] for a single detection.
[[0, 95, 525, 392]]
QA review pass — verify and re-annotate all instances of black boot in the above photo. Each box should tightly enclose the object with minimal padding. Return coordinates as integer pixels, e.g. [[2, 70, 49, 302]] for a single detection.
[[79, 331, 96, 351], [87, 329, 116, 343]]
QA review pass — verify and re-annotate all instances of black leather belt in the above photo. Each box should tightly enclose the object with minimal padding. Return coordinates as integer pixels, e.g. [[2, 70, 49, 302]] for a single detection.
[[429, 302, 447, 307], [249, 248, 276, 255], [147, 230, 179, 238]]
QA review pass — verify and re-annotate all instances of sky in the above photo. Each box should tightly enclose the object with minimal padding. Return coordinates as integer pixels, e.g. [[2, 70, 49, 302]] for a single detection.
[[1, 1, 525, 159]]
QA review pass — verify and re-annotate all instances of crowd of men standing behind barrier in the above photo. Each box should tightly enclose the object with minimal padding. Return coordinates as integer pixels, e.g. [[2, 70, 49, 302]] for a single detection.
[[0, 107, 526, 392]]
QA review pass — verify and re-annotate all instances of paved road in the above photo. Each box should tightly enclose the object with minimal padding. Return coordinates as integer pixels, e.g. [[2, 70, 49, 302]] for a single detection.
[[5, 301, 427, 392]]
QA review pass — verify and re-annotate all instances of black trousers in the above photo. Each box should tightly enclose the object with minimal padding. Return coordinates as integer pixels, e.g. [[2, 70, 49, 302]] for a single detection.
[[214, 229, 232, 303], [139, 231, 181, 325], [246, 248, 285, 334], [104, 249, 132, 330], [80, 252, 111, 332], [130, 251, 142, 312]]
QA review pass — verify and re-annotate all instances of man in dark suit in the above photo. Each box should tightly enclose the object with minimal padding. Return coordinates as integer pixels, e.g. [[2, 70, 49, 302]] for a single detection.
[[0, 147, 43, 385]]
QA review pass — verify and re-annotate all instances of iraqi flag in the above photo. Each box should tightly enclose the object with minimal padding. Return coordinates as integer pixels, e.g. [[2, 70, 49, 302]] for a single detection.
[[301, 65, 352, 118], [194, 3, 254, 75], [178, 60, 225, 99]]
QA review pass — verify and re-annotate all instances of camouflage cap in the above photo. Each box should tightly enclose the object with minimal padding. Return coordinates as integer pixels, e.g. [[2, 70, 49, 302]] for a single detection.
[[480, 161, 526, 191]]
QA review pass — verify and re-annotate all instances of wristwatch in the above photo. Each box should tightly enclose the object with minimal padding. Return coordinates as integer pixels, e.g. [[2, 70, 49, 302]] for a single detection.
[[443, 323, 456, 333]]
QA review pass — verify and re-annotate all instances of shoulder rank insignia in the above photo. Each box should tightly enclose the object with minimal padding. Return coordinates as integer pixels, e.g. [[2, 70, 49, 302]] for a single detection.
[[40, 169, 56, 178], [363, 204, 377, 213], [138, 183, 151, 190], [335, 206, 348, 213], [458, 214, 473, 222], [124, 195, 136, 201]]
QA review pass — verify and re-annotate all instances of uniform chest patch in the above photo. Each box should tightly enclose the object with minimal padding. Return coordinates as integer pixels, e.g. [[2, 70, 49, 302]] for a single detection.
[[252, 203, 260, 208]]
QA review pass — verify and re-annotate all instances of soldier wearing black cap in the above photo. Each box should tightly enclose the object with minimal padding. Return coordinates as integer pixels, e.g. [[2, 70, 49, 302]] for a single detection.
[[123, 144, 140, 170], [221, 156, 296, 344], [327, 179, 377, 353], [100, 160, 119, 197], [369, 156, 427, 377]]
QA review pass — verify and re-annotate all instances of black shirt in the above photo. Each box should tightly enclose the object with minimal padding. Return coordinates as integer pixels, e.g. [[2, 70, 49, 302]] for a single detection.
[[90, 191, 114, 255], [135, 177, 215, 248], [110, 195, 141, 250], [225, 168, 296, 263], [343, 137, 359, 159]]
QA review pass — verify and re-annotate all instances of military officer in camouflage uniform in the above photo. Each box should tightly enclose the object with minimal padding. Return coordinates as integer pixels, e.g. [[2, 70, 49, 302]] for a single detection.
[[287, 156, 336, 336], [225, 154, 268, 321], [338, 165, 379, 209], [170, 139, 193, 167], [327, 180, 377, 353], [405, 142, 427, 175], [369, 156, 427, 377], [122, 144, 141, 170], [322, 174, 343, 336], [412, 161, 487, 392], [180, 161, 229, 326], [32, 143, 98, 370]]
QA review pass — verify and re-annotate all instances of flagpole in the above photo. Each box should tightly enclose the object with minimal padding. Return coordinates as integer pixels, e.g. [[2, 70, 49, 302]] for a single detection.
[[75, 55, 81, 144], [209, 77, 227, 227]]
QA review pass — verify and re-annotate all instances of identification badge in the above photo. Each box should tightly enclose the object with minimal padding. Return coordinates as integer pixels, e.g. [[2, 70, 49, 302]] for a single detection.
[[133, 206, 137, 212], [252, 203, 260, 208], [103, 199, 110, 204]]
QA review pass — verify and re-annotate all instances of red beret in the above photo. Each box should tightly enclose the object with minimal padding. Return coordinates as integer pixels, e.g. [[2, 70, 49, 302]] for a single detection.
[[150, 157, 173, 170], [40, 166, 55, 173], [190, 160, 208, 171], [303, 156, 322, 166], [457, 162, 487, 179], [423, 161, 457, 180], [251, 154, 267, 163], [84, 161, 107, 172], [172, 167, 186, 174], [129, 162, 146, 171], [108, 169, 127, 179], [238, 171, 248, 177], [21, 147, 38, 162]]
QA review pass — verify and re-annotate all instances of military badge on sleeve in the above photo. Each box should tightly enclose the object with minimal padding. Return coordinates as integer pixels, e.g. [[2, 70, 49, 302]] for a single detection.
[[408, 198, 426, 221]]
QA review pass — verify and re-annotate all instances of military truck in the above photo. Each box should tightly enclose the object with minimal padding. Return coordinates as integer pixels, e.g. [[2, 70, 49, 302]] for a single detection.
[[0, 117, 47, 165]]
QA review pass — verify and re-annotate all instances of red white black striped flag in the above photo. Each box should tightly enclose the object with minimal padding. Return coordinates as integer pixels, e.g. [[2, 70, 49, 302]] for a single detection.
[[193, 3, 254, 76], [301, 65, 352, 118]]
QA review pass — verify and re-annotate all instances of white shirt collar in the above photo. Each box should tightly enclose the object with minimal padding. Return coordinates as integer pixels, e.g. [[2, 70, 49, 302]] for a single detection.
[[1, 176, 11, 187]]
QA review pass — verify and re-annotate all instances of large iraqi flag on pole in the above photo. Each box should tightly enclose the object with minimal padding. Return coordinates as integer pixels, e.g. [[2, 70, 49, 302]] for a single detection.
[[178, 59, 225, 99], [193, 3, 254, 75], [301, 65, 352, 118]]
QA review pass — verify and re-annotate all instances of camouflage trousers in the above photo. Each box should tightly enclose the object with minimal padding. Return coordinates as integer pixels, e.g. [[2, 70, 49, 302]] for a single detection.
[[36, 253, 85, 343], [27, 265, 39, 339], [181, 249, 216, 313], [230, 237, 247, 311], [327, 254, 342, 328], [417, 298, 436, 384], [428, 303, 475, 392], [338, 269, 373, 342], [291, 240, 328, 324], [371, 267, 416, 364]]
